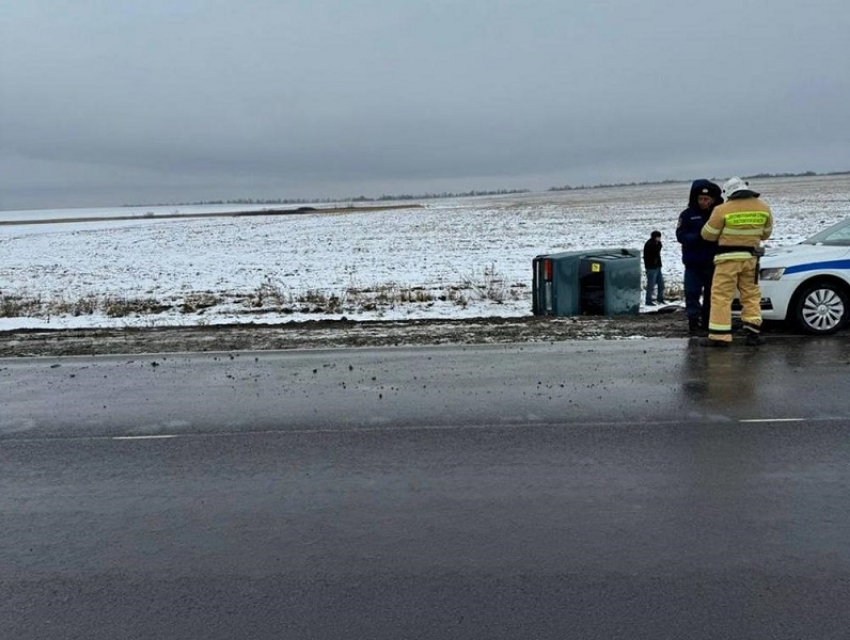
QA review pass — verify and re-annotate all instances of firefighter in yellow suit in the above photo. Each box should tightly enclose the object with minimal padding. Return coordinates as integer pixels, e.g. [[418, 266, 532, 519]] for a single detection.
[[699, 177, 773, 347]]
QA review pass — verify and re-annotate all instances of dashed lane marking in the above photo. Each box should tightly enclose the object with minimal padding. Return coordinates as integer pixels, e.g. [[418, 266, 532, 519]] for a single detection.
[[112, 434, 180, 440]]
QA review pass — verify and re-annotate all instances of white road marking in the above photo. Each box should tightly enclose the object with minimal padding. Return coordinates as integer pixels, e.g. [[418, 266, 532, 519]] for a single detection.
[[4, 416, 848, 444]]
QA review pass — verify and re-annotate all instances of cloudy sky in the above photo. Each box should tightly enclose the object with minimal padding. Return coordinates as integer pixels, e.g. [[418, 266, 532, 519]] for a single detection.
[[2, 0, 848, 210]]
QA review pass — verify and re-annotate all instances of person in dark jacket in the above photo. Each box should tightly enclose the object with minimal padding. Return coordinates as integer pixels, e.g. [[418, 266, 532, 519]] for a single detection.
[[676, 179, 723, 335], [643, 230, 665, 306]]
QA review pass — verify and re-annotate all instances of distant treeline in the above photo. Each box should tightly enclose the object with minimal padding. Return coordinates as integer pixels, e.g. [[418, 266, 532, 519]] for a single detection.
[[548, 178, 683, 192], [548, 170, 850, 192], [127, 170, 848, 208], [360, 189, 531, 201], [127, 188, 531, 208], [741, 170, 850, 179]]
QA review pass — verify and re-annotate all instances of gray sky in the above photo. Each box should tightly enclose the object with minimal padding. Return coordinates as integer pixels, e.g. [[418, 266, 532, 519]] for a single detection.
[[2, 0, 848, 210]]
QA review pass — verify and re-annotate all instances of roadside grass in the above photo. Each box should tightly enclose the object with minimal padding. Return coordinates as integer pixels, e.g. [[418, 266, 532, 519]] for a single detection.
[[102, 297, 171, 317], [0, 292, 175, 319], [248, 266, 528, 314], [0, 294, 43, 318], [179, 292, 222, 313], [7, 264, 685, 321]]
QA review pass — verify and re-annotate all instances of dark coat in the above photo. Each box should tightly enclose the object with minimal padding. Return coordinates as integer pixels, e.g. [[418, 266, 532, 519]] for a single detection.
[[676, 179, 723, 268], [643, 238, 662, 269]]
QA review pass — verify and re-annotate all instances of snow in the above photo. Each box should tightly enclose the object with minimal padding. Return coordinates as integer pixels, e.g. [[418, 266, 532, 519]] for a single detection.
[[1, 174, 848, 331]]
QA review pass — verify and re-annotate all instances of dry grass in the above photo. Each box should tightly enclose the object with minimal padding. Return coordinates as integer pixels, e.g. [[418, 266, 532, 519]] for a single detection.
[[0, 293, 172, 319], [0, 262, 631, 321], [0, 294, 43, 318]]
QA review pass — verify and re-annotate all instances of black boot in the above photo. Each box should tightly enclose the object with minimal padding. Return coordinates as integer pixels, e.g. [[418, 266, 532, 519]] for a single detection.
[[688, 317, 708, 337], [698, 337, 730, 348], [744, 332, 765, 346]]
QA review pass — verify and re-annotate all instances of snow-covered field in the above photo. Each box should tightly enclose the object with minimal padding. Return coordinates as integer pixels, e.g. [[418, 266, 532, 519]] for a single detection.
[[1, 174, 848, 331]]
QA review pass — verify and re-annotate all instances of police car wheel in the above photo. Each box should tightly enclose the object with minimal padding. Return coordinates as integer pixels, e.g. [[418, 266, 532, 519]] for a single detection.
[[794, 281, 849, 335]]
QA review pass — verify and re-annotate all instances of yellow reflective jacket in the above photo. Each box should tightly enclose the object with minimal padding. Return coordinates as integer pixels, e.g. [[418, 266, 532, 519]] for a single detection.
[[701, 196, 772, 261]]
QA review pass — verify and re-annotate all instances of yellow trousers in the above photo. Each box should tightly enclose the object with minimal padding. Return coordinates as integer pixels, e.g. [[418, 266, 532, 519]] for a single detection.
[[707, 258, 761, 342]]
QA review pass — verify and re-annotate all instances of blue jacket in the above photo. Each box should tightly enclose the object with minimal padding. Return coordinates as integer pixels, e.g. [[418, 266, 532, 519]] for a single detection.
[[676, 179, 723, 268]]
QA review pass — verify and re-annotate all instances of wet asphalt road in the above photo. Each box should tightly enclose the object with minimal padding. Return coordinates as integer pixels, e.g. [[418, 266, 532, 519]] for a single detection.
[[2, 337, 850, 639]]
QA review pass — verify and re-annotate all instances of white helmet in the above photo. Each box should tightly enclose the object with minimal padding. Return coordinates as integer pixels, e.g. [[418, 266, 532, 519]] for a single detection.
[[722, 176, 750, 198]]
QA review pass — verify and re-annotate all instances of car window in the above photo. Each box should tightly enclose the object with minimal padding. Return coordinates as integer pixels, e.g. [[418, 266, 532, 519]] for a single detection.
[[802, 220, 850, 245]]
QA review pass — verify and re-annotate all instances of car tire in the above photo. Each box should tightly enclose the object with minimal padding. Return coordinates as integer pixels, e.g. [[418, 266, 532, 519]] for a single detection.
[[793, 281, 850, 335]]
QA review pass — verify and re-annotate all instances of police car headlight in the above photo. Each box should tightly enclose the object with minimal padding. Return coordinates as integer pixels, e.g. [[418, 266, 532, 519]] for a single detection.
[[759, 267, 785, 281]]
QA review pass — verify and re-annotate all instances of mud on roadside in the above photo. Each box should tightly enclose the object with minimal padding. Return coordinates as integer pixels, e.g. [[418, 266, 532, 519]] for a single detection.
[[0, 312, 700, 358]]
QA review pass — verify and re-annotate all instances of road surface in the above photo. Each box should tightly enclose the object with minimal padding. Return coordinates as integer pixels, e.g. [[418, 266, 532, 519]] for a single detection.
[[2, 338, 849, 639]]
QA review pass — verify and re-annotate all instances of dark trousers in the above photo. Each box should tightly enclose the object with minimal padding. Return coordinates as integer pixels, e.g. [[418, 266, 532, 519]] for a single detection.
[[684, 265, 714, 327]]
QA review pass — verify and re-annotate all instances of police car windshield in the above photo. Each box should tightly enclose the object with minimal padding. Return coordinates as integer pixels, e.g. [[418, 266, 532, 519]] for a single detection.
[[801, 218, 850, 246]]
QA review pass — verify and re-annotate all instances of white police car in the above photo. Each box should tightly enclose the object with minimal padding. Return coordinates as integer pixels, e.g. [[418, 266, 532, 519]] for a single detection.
[[758, 218, 850, 334]]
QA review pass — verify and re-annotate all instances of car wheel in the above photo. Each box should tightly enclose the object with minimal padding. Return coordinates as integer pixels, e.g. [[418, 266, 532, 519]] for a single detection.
[[794, 281, 849, 335]]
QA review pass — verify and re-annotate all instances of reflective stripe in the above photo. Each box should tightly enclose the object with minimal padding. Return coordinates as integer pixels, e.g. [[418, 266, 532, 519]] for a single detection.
[[726, 211, 770, 226], [715, 252, 755, 262], [703, 223, 721, 237], [722, 227, 765, 236], [708, 322, 732, 333]]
